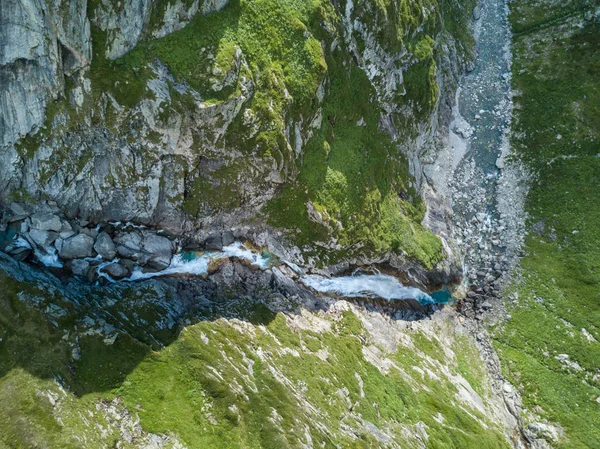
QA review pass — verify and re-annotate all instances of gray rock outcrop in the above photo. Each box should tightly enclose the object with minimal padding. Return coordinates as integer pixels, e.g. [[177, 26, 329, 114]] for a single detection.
[[101, 262, 129, 280], [142, 234, 172, 270], [59, 233, 95, 259], [94, 231, 117, 260]]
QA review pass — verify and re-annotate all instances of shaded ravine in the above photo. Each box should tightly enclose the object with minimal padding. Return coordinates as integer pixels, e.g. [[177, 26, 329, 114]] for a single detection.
[[120, 243, 451, 306]]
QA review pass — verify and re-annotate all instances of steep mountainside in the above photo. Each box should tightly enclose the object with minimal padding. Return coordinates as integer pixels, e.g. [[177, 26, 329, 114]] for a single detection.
[[1, 0, 598, 447], [491, 0, 600, 447], [0, 254, 519, 448], [0, 0, 475, 270]]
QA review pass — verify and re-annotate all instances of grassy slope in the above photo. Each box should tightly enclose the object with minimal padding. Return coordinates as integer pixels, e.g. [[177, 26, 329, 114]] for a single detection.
[[492, 1, 600, 447], [0, 270, 511, 448]]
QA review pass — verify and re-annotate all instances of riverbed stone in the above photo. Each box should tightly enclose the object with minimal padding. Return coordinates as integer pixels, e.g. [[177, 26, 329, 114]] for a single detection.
[[59, 233, 95, 259], [80, 227, 99, 239], [28, 229, 58, 247], [142, 234, 172, 270], [205, 232, 223, 250], [101, 262, 129, 280], [30, 212, 63, 232], [117, 232, 142, 251], [94, 232, 117, 260], [67, 259, 90, 277]]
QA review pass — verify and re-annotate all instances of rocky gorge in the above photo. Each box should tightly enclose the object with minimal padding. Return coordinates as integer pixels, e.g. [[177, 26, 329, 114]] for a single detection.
[[1, 0, 599, 447]]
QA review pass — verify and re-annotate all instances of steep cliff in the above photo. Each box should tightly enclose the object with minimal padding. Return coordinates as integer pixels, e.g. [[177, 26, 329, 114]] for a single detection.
[[0, 0, 475, 272]]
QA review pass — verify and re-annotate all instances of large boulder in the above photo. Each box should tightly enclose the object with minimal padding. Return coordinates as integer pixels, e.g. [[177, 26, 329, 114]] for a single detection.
[[30, 213, 62, 232], [205, 231, 235, 251], [101, 262, 129, 280], [28, 229, 58, 247], [94, 232, 117, 260], [59, 233, 94, 259], [142, 234, 172, 271], [67, 259, 90, 277], [116, 231, 149, 262]]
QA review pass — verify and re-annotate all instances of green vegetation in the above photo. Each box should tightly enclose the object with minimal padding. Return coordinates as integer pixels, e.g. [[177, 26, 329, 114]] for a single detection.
[[0, 268, 511, 448], [492, 2, 600, 447], [14, 0, 480, 268], [82, 0, 480, 268]]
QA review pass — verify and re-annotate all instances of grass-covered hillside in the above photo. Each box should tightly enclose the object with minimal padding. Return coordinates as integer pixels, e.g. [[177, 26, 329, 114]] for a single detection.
[[0, 259, 513, 448], [492, 1, 600, 447]]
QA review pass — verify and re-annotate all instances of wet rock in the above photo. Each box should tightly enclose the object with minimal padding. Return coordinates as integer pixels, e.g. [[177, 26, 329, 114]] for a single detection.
[[29, 229, 58, 247], [4, 238, 31, 261], [30, 212, 62, 232], [116, 232, 144, 259], [80, 227, 99, 239], [59, 234, 95, 259], [86, 265, 99, 283], [67, 259, 90, 277], [473, 5, 481, 20], [120, 258, 136, 272], [117, 232, 142, 250], [101, 262, 129, 280], [222, 230, 235, 247], [205, 233, 224, 250], [94, 232, 117, 261], [143, 234, 172, 271]]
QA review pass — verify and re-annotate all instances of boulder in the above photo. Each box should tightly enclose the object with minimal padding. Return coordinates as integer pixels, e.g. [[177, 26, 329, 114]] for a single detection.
[[117, 231, 142, 250], [67, 259, 90, 277], [4, 238, 31, 261], [28, 229, 58, 247], [142, 234, 172, 270], [30, 212, 62, 232], [59, 230, 76, 240], [94, 232, 117, 260], [80, 227, 99, 239], [101, 262, 129, 280], [116, 231, 146, 260], [222, 230, 235, 247], [59, 233, 95, 259], [8, 203, 29, 221], [205, 233, 223, 250], [120, 258, 136, 272]]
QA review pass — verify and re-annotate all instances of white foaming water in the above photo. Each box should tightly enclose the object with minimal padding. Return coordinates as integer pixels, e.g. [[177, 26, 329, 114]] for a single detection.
[[127, 242, 272, 281], [35, 246, 63, 268], [128, 252, 212, 281], [221, 242, 272, 269], [300, 274, 434, 304]]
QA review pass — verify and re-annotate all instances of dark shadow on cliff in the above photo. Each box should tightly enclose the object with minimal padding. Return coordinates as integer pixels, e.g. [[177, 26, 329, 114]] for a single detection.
[[0, 252, 440, 398]]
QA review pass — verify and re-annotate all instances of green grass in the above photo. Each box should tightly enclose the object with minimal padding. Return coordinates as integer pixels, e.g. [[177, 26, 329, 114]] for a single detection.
[[0, 267, 511, 448], [492, 4, 600, 448]]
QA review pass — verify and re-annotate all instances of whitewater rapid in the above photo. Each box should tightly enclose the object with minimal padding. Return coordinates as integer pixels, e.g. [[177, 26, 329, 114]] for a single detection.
[[31, 236, 447, 305]]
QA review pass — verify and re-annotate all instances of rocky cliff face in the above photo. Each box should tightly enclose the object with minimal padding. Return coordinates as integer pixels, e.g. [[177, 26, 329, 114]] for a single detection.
[[0, 1, 535, 448], [0, 0, 475, 274]]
